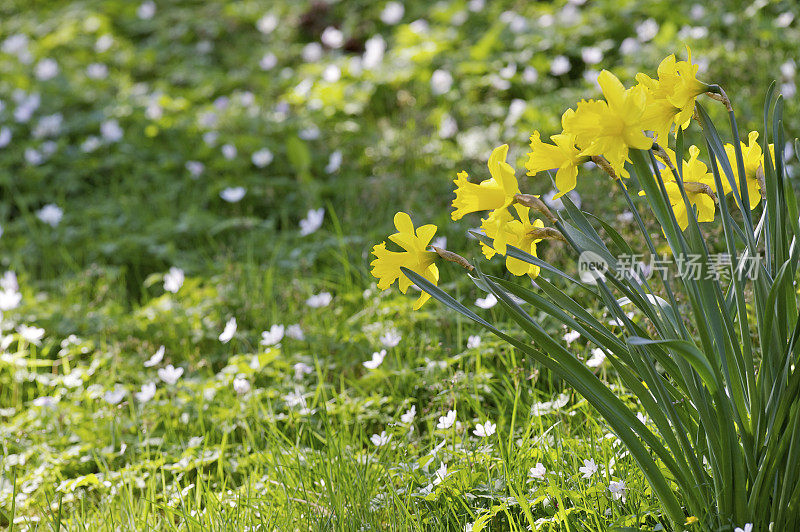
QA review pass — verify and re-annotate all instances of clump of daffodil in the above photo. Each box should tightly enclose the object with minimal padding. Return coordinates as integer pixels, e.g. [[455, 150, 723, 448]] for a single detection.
[[526, 109, 589, 199], [722, 131, 769, 208], [480, 205, 545, 278], [644, 145, 718, 230], [451, 143, 520, 222], [562, 70, 653, 177], [370, 212, 439, 310], [636, 47, 708, 142]]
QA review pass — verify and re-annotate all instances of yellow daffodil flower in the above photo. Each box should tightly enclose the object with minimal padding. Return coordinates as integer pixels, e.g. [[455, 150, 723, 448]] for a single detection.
[[643, 145, 718, 230], [526, 111, 588, 199], [635, 47, 708, 141], [480, 205, 543, 278], [637, 76, 681, 143], [370, 212, 439, 309], [669, 48, 707, 124], [451, 144, 520, 221], [563, 70, 653, 177], [722, 131, 768, 208]]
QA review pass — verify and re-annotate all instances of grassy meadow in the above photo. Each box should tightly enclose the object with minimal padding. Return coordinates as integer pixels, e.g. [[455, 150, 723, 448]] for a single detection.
[[1, 0, 798, 530]]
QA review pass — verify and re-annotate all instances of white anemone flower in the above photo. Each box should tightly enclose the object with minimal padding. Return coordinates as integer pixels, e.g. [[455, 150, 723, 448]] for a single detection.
[[37, 204, 63, 227], [163, 267, 184, 293], [100, 119, 123, 142], [325, 150, 342, 173], [260, 52, 278, 70], [144, 345, 165, 367], [563, 330, 581, 344], [370, 431, 391, 447], [260, 324, 285, 346], [219, 317, 237, 343], [473, 420, 496, 437], [252, 148, 273, 168], [220, 187, 246, 203], [35, 58, 59, 80], [431, 69, 453, 95], [380, 2, 404, 25], [221, 143, 237, 159], [104, 386, 126, 405], [320, 27, 344, 49], [363, 349, 387, 370], [286, 324, 305, 340], [475, 293, 497, 309], [18, 324, 45, 344], [158, 364, 184, 385], [306, 292, 332, 308], [135, 382, 156, 403], [379, 330, 401, 347], [233, 377, 251, 395], [293, 362, 313, 379], [579, 458, 598, 479], [608, 480, 627, 501], [529, 462, 547, 479], [256, 13, 278, 34], [137, 1, 156, 19], [299, 208, 325, 236], [586, 348, 607, 368], [437, 409, 456, 429]]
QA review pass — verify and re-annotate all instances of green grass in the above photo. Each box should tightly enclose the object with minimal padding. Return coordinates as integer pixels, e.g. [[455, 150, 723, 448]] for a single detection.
[[2, 257, 666, 530], [1, 0, 798, 529]]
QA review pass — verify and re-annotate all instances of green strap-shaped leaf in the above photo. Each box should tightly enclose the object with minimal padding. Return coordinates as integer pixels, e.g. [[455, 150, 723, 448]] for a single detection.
[[627, 336, 720, 393]]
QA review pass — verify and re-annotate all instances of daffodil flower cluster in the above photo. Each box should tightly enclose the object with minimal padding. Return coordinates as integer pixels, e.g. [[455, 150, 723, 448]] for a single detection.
[[371, 144, 562, 308], [371, 47, 800, 532], [528, 47, 707, 195], [370, 48, 769, 307], [640, 134, 771, 230]]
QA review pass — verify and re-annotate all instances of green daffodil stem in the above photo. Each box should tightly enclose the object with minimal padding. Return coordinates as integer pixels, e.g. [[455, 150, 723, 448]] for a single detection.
[[432, 247, 474, 272], [513, 194, 558, 224]]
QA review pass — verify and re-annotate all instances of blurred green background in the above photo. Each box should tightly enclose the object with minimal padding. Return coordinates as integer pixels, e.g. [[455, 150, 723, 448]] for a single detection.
[[1, 0, 797, 291]]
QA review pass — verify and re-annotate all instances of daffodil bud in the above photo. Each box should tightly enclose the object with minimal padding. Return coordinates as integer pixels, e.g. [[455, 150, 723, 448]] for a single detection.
[[684, 181, 718, 203], [652, 143, 678, 176], [705, 85, 733, 112], [527, 227, 567, 243], [514, 194, 557, 223], [432, 246, 474, 272], [756, 165, 766, 195], [590, 155, 620, 181]]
